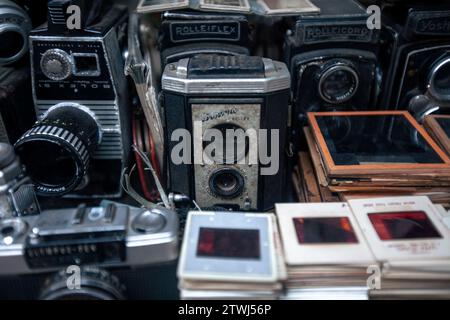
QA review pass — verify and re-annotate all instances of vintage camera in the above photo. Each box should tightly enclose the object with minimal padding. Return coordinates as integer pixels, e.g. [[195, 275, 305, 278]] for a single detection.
[[158, 11, 253, 68], [379, 2, 450, 121], [0, 202, 179, 299], [162, 54, 290, 211], [0, 0, 31, 66], [14, 1, 131, 198], [285, 0, 381, 144], [0, 143, 39, 219]]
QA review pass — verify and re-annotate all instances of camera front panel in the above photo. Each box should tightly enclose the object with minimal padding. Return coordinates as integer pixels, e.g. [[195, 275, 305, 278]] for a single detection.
[[192, 102, 261, 210]]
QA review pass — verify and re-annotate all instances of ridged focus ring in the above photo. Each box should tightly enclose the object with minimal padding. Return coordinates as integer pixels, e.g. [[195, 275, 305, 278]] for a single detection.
[[14, 104, 100, 197], [15, 125, 89, 196]]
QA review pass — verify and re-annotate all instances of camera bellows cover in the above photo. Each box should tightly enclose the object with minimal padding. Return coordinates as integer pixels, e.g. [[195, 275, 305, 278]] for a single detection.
[[177, 211, 286, 300]]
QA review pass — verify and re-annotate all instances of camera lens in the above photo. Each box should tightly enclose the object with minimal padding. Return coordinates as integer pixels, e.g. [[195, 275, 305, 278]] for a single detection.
[[0, 30, 24, 59], [318, 63, 359, 104], [0, 0, 31, 66], [428, 57, 450, 101], [209, 168, 245, 199], [203, 123, 249, 164], [15, 104, 100, 197], [40, 268, 125, 300]]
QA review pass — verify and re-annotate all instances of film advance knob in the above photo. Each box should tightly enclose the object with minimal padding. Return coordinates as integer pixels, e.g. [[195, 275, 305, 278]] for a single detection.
[[40, 49, 72, 81]]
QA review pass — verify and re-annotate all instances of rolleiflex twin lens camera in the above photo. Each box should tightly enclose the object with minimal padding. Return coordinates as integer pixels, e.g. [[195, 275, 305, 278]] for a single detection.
[[285, 0, 381, 141], [158, 10, 253, 67], [14, 1, 130, 198], [0, 202, 178, 274], [380, 2, 450, 121], [162, 54, 290, 211]]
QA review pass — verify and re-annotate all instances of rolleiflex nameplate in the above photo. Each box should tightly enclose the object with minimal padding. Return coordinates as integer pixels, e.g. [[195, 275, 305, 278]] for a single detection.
[[178, 211, 277, 282], [349, 196, 450, 261], [257, 0, 320, 15], [275, 203, 375, 266], [199, 0, 251, 13], [137, 0, 189, 13]]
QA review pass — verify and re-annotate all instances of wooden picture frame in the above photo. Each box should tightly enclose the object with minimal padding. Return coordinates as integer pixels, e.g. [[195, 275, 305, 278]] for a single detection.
[[307, 111, 450, 177], [424, 115, 450, 157]]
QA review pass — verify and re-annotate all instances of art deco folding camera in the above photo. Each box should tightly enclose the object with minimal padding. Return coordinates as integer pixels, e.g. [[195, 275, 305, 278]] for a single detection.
[[285, 0, 381, 146], [379, 2, 450, 121]]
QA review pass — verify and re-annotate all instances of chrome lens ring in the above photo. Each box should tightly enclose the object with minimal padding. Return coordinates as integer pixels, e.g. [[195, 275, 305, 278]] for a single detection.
[[318, 63, 360, 104], [428, 57, 450, 102]]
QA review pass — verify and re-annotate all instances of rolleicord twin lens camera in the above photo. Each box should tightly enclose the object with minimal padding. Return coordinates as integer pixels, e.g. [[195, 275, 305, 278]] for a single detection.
[[159, 10, 253, 67], [285, 0, 381, 139], [14, 1, 131, 198], [380, 2, 450, 121], [0, 201, 179, 299], [162, 54, 290, 211], [0, 143, 39, 219]]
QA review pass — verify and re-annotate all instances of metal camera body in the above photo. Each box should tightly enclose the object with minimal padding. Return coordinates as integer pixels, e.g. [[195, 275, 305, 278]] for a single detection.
[[0, 203, 179, 277], [162, 54, 290, 211], [285, 0, 381, 143], [20, 4, 130, 198], [0, 0, 31, 66], [0, 143, 39, 219], [158, 11, 252, 68], [380, 3, 450, 122]]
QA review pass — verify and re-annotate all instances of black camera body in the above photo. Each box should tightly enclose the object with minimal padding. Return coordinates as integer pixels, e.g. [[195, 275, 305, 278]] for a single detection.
[[14, 3, 131, 198], [380, 3, 450, 121], [158, 11, 252, 68], [162, 54, 290, 211], [285, 0, 380, 144]]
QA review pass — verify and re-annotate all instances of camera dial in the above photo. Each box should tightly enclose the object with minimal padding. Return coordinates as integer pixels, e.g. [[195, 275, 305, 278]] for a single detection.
[[318, 61, 360, 104], [40, 49, 73, 81]]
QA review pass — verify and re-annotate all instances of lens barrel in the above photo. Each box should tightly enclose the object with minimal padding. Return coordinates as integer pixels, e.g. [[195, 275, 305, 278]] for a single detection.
[[15, 104, 100, 197], [0, 0, 31, 66], [209, 168, 245, 199]]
